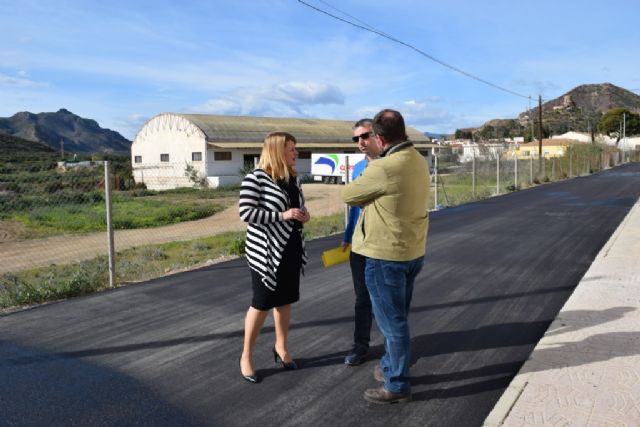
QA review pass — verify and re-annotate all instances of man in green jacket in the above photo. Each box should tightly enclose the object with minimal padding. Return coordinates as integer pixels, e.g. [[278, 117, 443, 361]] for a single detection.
[[341, 109, 430, 404]]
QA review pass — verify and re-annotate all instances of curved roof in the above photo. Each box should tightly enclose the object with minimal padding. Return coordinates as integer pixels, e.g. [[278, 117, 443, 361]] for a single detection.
[[169, 113, 433, 149]]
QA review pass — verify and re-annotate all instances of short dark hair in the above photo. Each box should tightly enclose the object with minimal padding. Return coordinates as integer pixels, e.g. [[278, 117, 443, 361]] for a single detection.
[[372, 109, 408, 144], [352, 118, 372, 130]]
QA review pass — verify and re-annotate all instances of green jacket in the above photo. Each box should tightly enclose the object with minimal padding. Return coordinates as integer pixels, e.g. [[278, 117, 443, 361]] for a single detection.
[[341, 142, 430, 261]]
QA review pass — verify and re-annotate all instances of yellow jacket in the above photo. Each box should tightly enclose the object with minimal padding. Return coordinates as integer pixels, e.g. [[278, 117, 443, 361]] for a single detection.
[[341, 142, 430, 261]]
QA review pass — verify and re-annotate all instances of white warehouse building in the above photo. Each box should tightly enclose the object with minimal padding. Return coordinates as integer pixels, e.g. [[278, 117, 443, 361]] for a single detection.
[[131, 113, 434, 190]]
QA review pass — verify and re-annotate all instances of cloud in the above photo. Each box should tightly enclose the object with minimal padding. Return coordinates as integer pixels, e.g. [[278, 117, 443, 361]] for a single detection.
[[353, 99, 466, 133], [193, 81, 345, 117], [112, 113, 150, 140], [0, 73, 45, 88]]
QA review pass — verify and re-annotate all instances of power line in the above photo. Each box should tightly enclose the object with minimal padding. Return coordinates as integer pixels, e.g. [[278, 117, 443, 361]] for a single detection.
[[297, 0, 530, 99]]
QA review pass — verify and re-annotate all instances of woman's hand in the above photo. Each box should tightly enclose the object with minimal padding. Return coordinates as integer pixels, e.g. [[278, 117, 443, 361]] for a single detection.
[[300, 207, 310, 223], [283, 208, 308, 222]]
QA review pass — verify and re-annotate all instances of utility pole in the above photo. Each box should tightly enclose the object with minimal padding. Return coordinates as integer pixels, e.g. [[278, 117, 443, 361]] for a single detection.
[[60, 138, 64, 159], [538, 95, 543, 175], [529, 96, 534, 141]]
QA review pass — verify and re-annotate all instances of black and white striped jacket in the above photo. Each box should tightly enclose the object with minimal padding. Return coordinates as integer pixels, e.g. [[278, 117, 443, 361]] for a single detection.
[[239, 168, 307, 291]]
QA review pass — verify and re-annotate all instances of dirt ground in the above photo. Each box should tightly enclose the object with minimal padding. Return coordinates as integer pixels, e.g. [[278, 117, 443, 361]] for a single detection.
[[0, 184, 345, 274]]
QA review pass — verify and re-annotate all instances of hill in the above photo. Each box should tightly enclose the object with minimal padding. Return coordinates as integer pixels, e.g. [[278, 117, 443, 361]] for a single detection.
[[518, 83, 640, 135], [469, 83, 640, 138], [0, 109, 131, 155], [0, 133, 55, 154]]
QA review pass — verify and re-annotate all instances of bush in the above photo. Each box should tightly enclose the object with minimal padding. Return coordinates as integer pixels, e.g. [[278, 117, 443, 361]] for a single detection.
[[230, 237, 246, 255]]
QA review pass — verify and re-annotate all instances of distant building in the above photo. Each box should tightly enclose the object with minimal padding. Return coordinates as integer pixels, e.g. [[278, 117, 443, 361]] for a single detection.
[[516, 139, 586, 159], [131, 113, 435, 190]]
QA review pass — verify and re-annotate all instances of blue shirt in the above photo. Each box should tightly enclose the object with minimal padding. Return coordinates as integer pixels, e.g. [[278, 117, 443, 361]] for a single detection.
[[343, 158, 368, 244]]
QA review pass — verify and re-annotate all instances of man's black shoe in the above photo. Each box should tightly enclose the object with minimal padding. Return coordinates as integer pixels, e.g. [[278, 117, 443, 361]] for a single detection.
[[344, 347, 368, 365]]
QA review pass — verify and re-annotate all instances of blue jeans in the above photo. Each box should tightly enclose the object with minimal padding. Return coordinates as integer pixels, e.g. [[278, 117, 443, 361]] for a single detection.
[[349, 251, 372, 349], [365, 256, 424, 394]]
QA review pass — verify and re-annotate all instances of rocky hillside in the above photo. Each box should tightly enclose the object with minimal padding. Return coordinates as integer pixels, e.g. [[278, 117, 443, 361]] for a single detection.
[[468, 83, 640, 138], [515, 83, 640, 135], [0, 109, 131, 154]]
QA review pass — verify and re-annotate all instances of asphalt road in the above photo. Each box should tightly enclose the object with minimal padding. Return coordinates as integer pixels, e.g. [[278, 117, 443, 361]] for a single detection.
[[2, 163, 640, 427]]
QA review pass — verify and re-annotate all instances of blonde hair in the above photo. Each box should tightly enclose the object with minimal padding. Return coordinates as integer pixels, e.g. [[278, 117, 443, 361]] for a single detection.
[[257, 132, 298, 181]]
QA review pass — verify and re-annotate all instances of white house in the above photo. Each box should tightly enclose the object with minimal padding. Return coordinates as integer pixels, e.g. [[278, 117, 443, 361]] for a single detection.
[[456, 141, 507, 162], [131, 113, 435, 190]]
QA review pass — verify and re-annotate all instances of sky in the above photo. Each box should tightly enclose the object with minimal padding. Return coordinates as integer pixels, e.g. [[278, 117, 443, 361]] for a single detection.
[[1, 0, 639, 140]]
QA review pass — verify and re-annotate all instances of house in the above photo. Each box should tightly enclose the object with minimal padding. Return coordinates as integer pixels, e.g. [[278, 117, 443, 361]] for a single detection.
[[456, 141, 506, 162], [516, 138, 586, 159], [131, 113, 435, 190]]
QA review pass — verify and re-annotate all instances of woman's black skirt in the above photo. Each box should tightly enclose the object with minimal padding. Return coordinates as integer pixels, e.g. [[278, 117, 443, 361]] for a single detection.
[[251, 230, 302, 310]]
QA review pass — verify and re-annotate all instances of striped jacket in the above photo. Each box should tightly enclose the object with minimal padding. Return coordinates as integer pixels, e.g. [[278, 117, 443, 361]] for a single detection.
[[239, 168, 307, 290]]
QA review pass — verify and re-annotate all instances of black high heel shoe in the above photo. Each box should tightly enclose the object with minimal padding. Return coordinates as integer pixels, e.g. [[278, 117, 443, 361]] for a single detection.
[[239, 357, 259, 383], [273, 347, 298, 370]]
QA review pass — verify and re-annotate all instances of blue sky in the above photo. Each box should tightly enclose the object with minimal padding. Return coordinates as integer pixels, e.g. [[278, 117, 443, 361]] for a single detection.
[[1, 0, 639, 140]]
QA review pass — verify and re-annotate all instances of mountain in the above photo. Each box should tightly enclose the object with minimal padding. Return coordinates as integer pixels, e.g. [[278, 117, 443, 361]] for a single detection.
[[518, 83, 640, 135], [470, 83, 640, 137], [0, 109, 131, 154]]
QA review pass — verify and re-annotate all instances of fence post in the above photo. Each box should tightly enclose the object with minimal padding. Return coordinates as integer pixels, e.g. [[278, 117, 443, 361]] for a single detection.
[[496, 154, 500, 195], [472, 150, 476, 198], [530, 156, 533, 184], [514, 152, 518, 189], [104, 161, 115, 288], [434, 151, 438, 209]]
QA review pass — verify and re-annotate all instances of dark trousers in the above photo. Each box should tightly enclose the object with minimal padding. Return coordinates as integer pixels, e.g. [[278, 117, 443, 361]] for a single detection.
[[350, 251, 373, 349]]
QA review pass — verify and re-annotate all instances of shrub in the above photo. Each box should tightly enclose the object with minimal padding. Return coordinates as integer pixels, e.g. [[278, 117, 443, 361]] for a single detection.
[[230, 237, 246, 255]]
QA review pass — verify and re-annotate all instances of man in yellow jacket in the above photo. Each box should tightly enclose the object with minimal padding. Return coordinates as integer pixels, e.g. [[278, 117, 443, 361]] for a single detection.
[[341, 109, 430, 404]]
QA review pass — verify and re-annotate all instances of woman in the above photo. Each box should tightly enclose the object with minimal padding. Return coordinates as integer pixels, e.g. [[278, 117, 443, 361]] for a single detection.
[[238, 131, 310, 383]]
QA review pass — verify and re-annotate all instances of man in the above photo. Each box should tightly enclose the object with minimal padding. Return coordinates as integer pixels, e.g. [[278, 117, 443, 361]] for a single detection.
[[341, 109, 429, 404], [342, 118, 382, 366]]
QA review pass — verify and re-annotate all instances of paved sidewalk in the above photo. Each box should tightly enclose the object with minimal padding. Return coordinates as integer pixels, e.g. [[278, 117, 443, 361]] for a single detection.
[[484, 199, 640, 426]]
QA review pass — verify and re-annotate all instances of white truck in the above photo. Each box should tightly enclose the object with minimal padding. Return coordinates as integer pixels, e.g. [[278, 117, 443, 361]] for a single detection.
[[311, 153, 366, 184]]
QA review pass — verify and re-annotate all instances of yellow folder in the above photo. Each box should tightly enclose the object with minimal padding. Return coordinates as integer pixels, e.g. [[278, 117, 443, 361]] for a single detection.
[[321, 245, 351, 268]]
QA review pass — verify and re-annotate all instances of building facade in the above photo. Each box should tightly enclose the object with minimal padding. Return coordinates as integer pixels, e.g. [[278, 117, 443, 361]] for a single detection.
[[131, 113, 435, 190]]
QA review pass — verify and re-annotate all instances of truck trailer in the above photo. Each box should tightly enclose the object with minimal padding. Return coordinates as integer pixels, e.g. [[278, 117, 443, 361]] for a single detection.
[[311, 153, 366, 184]]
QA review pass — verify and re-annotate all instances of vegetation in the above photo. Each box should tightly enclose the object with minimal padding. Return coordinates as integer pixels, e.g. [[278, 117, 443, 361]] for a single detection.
[[432, 143, 620, 208], [598, 108, 640, 139], [0, 213, 344, 309], [0, 148, 236, 237]]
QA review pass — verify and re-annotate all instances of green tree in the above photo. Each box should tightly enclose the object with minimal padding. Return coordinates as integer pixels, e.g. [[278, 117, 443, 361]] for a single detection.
[[454, 129, 473, 140], [598, 108, 640, 139], [479, 125, 494, 140]]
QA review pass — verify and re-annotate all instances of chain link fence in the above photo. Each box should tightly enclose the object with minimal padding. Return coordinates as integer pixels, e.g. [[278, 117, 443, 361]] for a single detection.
[[0, 156, 347, 308], [431, 144, 635, 209], [1, 145, 638, 309]]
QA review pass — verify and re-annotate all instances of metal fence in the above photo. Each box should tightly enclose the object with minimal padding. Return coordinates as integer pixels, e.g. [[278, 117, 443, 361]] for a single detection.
[[0, 147, 638, 308], [431, 146, 635, 209]]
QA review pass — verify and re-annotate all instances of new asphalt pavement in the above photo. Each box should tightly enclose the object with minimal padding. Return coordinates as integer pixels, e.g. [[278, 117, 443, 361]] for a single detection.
[[2, 162, 640, 426]]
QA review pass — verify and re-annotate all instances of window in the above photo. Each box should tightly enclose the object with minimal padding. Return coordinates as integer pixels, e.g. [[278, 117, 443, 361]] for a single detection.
[[214, 151, 232, 161], [298, 151, 311, 159], [160, 153, 169, 162], [522, 150, 530, 157], [192, 152, 202, 161], [134, 155, 142, 163]]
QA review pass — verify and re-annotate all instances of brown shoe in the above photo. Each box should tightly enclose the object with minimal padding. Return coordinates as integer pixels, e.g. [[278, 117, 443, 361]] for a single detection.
[[364, 386, 411, 404], [373, 365, 384, 383]]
